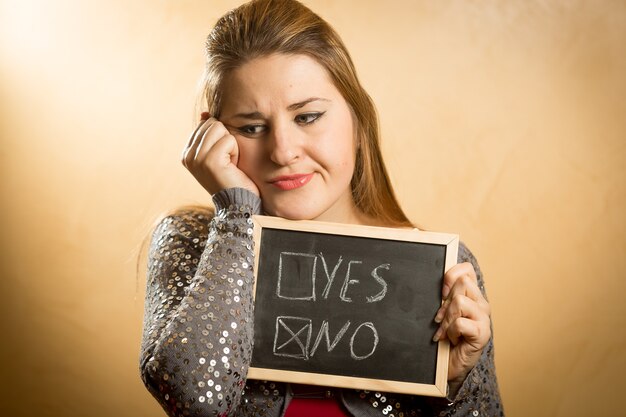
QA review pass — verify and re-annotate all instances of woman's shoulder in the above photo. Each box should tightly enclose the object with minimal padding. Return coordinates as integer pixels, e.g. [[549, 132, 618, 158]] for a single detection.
[[152, 205, 215, 242], [164, 204, 214, 222], [457, 241, 479, 267]]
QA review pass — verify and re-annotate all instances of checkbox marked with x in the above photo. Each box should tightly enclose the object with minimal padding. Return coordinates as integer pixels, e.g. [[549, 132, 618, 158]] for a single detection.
[[273, 316, 312, 360]]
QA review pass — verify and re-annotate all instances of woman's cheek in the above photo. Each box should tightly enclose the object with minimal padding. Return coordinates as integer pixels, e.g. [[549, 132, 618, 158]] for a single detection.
[[236, 141, 262, 174]]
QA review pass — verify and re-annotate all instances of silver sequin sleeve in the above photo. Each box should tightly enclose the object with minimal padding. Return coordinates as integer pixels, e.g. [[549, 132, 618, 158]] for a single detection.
[[140, 187, 262, 417]]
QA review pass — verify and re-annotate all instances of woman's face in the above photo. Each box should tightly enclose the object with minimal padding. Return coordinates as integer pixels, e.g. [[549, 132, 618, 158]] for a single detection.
[[220, 53, 363, 223]]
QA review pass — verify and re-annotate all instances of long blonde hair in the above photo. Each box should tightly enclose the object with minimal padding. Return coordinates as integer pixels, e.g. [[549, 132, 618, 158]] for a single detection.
[[200, 0, 412, 227]]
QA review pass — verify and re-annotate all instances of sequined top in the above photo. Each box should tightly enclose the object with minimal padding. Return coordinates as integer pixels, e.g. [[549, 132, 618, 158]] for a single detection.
[[139, 188, 504, 417]]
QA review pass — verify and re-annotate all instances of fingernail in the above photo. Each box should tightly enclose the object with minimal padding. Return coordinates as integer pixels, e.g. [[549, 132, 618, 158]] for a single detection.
[[200, 111, 211, 121], [432, 328, 441, 342], [434, 309, 442, 323], [442, 285, 450, 299]]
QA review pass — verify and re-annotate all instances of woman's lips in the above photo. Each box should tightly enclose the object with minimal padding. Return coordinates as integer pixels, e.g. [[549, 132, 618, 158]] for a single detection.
[[269, 173, 314, 190]]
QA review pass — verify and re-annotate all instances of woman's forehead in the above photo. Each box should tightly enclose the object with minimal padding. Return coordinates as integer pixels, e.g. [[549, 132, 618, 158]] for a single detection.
[[220, 54, 339, 112]]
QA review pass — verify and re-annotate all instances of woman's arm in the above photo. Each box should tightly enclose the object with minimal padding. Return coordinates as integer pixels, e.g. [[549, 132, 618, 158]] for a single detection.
[[426, 243, 504, 416], [139, 187, 261, 417]]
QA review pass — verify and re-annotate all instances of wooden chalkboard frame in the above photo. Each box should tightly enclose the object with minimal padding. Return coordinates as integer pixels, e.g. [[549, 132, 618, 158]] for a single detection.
[[248, 215, 458, 397]]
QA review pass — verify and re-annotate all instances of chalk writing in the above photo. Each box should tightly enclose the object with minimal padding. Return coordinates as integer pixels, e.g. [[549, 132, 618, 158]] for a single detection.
[[310, 320, 351, 357], [277, 251, 389, 303], [273, 317, 379, 361], [366, 264, 390, 303], [349, 322, 379, 360], [339, 260, 362, 302], [272, 251, 389, 361], [277, 252, 317, 301], [318, 252, 342, 299], [273, 316, 313, 359]]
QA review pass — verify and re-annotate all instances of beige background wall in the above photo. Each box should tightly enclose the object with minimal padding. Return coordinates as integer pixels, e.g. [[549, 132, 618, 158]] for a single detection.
[[1, 1, 624, 416]]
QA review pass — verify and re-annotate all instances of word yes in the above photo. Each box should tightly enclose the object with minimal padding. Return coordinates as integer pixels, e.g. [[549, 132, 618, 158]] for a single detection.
[[276, 252, 390, 303]]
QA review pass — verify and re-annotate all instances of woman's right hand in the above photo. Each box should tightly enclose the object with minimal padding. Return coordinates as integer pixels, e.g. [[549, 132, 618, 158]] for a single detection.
[[181, 113, 259, 197]]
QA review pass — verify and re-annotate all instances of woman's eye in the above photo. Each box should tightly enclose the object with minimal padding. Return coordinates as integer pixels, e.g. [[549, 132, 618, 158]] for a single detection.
[[237, 124, 266, 136], [295, 112, 325, 125]]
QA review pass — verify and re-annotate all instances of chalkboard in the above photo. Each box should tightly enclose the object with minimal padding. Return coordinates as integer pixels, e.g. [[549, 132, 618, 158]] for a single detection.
[[248, 215, 458, 397]]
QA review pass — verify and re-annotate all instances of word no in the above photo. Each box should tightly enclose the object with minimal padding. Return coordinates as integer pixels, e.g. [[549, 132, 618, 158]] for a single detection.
[[273, 316, 379, 361]]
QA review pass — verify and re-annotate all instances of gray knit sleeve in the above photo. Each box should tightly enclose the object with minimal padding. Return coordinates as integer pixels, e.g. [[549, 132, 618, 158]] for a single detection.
[[139, 188, 261, 417]]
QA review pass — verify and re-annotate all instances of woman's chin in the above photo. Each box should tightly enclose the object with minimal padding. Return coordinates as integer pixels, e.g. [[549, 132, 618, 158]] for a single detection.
[[266, 210, 318, 221], [263, 203, 321, 221]]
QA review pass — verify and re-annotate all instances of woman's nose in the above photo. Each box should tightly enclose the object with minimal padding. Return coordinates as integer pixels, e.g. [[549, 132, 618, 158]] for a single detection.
[[268, 122, 301, 166]]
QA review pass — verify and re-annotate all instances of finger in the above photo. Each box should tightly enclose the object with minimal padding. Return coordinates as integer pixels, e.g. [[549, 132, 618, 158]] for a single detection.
[[191, 135, 241, 195], [439, 293, 483, 330], [437, 263, 476, 323], [435, 276, 488, 323], [442, 262, 476, 300], [446, 316, 490, 347], [182, 122, 209, 166], [181, 118, 217, 166], [193, 121, 232, 163], [185, 117, 214, 152], [204, 133, 240, 168], [433, 294, 484, 341]]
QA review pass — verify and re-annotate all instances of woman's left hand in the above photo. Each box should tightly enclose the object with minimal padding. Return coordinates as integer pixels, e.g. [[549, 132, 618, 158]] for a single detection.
[[433, 262, 491, 391]]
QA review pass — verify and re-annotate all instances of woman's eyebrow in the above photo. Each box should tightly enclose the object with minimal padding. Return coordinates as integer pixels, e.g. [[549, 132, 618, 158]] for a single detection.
[[287, 97, 330, 110], [230, 97, 330, 119], [231, 111, 265, 120]]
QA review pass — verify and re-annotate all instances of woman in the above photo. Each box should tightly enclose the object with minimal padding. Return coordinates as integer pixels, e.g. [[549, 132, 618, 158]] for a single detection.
[[139, 0, 503, 416]]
